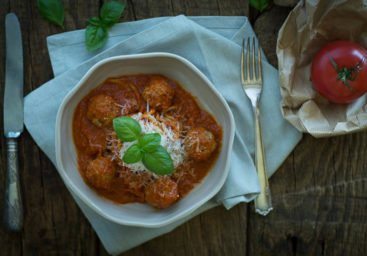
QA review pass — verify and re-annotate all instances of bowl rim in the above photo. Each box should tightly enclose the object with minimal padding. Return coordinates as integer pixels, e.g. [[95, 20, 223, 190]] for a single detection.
[[55, 52, 235, 227]]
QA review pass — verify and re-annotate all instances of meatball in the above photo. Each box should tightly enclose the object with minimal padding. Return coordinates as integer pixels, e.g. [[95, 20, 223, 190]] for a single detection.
[[142, 77, 174, 111], [85, 156, 115, 189], [117, 168, 152, 200], [145, 177, 179, 209], [120, 97, 139, 116], [185, 127, 217, 161], [79, 129, 106, 156], [116, 81, 141, 115], [87, 94, 120, 127]]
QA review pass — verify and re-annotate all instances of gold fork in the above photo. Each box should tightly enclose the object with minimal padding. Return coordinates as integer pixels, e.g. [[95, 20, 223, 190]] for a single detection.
[[241, 37, 273, 216]]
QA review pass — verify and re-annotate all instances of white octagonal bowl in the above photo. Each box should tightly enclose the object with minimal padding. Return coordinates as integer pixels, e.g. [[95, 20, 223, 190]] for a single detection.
[[55, 53, 235, 227]]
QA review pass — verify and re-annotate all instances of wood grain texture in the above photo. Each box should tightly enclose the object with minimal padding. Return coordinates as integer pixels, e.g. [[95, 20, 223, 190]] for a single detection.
[[1, 1, 250, 256], [253, 5, 292, 67], [3, 0, 99, 255], [251, 5, 367, 256], [1, 0, 366, 255], [246, 134, 367, 256], [0, 1, 24, 255]]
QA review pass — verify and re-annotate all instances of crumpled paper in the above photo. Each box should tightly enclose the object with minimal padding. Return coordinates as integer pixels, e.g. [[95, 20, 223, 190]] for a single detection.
[[277, 0, 367, 137]]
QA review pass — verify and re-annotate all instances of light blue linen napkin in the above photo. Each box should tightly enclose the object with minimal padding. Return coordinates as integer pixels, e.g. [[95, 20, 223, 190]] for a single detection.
[[24, 15, 302, 255]]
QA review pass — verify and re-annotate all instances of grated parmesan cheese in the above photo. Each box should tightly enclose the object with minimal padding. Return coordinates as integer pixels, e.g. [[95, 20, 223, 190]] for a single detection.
[[119, 112, 185, 173]]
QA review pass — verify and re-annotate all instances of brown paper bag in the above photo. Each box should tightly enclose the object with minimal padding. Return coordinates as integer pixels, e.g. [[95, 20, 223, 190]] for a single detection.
[[277, 0, 367, 137]]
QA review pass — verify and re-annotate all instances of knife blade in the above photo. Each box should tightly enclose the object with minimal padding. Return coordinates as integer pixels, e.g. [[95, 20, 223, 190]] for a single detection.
[[3, 13, 24, 231]]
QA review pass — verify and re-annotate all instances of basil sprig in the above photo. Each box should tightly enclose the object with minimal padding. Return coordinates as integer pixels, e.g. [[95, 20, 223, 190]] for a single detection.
[[86, 1, 126, 51], [37, 0, 126, 50], [37, 0, 65, 28], [250, 0, 269, 12], [113, 117, 174, 175]]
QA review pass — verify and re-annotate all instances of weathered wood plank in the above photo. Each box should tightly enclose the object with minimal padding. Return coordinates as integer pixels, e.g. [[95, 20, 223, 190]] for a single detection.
[[251, 5, 367, 256], [13, 1, 367, 256], [0, 0, 364, 255], [115, 205, 248, 256], [123, 0, 137, 21], [0, 1, 26, 256], [248, 154, 367, 256], [0, 0, 100, 255], [130, 0, 174, 19], [253, 5, 292, 67], [217, 0, 249, 16], [171, 0, 220, 16], [28, 0, 101, 252]]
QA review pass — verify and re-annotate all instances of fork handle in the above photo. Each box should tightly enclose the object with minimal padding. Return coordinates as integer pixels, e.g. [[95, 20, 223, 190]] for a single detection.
[[254, 107, 273, 216]]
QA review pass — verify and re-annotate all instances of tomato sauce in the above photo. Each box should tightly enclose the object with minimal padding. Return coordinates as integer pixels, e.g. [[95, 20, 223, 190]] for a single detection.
[[73, 74, 222, 206]]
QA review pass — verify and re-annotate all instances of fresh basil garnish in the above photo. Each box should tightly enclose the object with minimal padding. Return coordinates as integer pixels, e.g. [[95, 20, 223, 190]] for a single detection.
[[85, 25, 108, 52], [113, 116, 174, 175], [138, 133, 161, 153], [122, 144, 143, 164], [85, 0, 126, 51], [142, 146, 174, 175], [113, 117, 142, 142], [37, 0, 65, 28], [100, 1, 126, 27]]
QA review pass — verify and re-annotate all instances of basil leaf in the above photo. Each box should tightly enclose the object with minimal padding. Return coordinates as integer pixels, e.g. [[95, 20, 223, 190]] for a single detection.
[[100, 1, 126, 27], [85, 25, 108, 51], [37, 0, 65, 28], [88, 17, 103, 26], [113, 117, 141, 142], [138, 133, 161, 153], [142, 146, 174, 175], [123, 144, 142, 164], [83, 0, 126, 51], [250, 0, 269, 12]]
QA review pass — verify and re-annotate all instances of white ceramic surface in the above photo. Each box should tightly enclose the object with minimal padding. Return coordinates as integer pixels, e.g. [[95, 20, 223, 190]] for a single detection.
[[55, 53, 235, 227]]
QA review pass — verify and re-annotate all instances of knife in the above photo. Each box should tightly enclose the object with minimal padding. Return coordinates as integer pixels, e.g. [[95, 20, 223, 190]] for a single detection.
[[3, 13, 24, 231]]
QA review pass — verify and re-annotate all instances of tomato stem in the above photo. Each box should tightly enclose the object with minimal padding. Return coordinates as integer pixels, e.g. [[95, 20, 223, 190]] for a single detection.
[[328, 53, 366, 90]]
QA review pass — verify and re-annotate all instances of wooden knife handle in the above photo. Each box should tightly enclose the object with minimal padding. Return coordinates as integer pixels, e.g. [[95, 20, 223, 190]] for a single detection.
[[4, 138, 23, 231]]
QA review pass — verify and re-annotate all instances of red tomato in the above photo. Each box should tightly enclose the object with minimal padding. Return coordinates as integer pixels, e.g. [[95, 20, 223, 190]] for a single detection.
[[311, 41, 367, 104]]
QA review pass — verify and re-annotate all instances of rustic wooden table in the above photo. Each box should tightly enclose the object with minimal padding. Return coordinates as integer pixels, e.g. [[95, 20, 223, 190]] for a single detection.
[[1, 1, 367, 255]]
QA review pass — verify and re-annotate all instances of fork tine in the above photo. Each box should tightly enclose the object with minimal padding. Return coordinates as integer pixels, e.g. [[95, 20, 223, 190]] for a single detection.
[[242, 37, 262, 85], [246, 38, 253, 80], [241, 39, 245, 83], [258, 40, 262, 82], [252, 37, 256, 81]]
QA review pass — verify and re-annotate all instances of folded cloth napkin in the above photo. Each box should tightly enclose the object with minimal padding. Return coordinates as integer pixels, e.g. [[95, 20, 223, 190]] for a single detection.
[[24, 15, 302, 255]]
